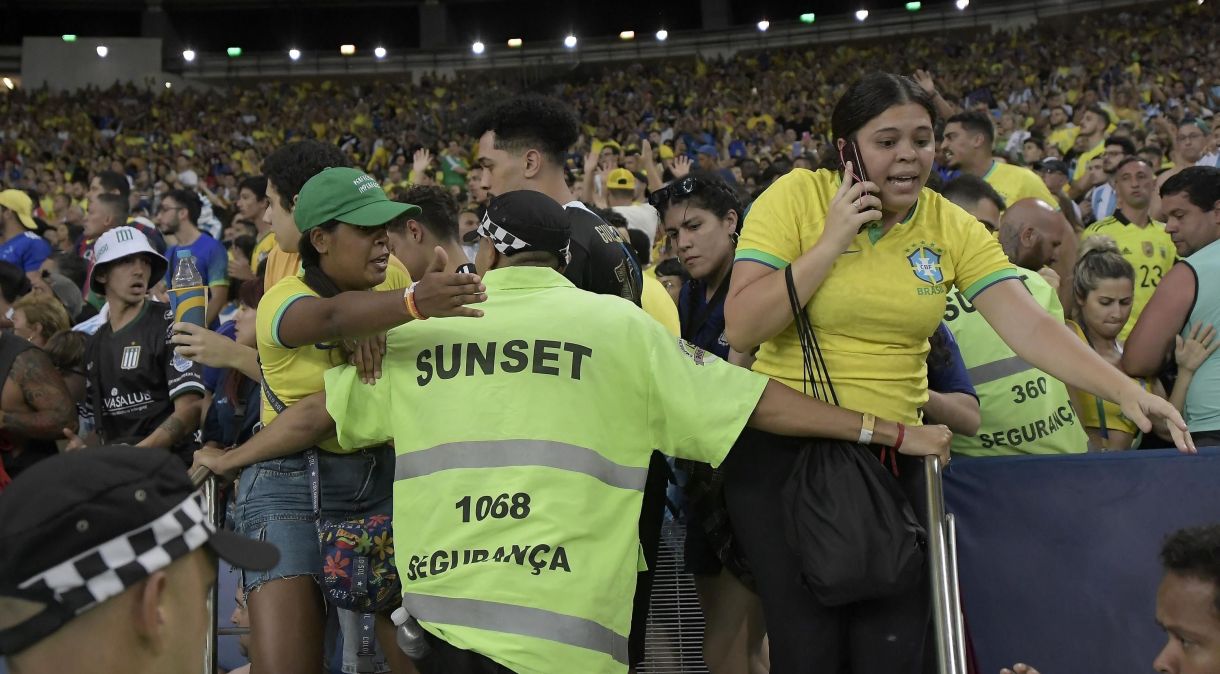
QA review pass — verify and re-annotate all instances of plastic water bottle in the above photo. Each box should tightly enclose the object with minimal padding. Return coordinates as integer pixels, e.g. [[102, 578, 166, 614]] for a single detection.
[[391, 607, 432, 659], [169, 250, 207, 328]]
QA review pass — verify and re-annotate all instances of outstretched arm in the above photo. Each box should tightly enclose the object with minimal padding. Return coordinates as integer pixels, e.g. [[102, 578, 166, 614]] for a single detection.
[[191, 392, 333, 481], [277, 248, 487, 348]]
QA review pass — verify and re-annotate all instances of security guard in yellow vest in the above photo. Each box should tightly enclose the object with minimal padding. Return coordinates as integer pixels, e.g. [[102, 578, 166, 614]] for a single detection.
[[943, 196, 1087, 456], [241, 190, 953, 674]]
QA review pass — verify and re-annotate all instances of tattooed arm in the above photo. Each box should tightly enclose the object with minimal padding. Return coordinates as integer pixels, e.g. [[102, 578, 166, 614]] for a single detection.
[[137, 392, 202, 449], [0, 348, 79, 439]]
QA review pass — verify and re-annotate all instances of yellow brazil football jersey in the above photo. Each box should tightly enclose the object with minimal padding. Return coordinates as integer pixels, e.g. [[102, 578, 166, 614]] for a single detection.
[[1080, 211, 1176, 341], [1071, 140, 1105, 182], [982, 161, 1058, 210], [257, 261, 411, 452], [735, 168, 1018, 425], [257, 275, 351, 453]]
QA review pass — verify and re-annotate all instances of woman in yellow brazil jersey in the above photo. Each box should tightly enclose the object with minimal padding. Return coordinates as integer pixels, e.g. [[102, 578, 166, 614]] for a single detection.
[[1067, 236, 1202, 451], [193, 164, 486, 674], [722, 72, 1193, 673]]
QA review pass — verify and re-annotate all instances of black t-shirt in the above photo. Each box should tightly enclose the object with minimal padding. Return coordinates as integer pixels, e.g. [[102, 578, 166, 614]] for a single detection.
[[85, 301, 205, 452], [563, 203, 642, 306]]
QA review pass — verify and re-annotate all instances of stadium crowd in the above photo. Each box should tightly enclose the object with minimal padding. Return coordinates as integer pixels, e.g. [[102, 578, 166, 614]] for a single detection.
[[0, 1, 1219, 673]]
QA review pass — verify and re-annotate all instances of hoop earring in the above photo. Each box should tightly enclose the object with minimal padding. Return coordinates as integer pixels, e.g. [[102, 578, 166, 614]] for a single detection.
[[730, 231, 740, 245]]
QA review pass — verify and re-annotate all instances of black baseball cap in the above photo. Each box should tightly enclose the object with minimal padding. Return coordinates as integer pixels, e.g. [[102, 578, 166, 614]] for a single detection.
[[462, 190, 571, 258], [0, 446, 279, 655], [1035, 158, 1069, 176]]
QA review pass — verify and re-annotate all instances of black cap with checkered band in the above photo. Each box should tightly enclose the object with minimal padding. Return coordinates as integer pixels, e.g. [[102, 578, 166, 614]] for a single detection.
[[0, 445, 278, 655], [462, 189, 571, 259]]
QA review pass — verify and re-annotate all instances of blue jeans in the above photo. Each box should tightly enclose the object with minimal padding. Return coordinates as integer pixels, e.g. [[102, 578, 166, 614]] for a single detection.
[[234, 447, 394, 590]]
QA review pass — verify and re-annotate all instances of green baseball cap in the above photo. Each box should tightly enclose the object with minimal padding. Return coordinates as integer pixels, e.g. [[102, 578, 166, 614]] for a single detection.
[[293, 167, 421, 232]]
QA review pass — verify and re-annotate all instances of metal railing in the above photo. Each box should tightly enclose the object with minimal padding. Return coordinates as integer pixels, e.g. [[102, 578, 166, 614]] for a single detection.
[[189, 466, 220, 674], [925, 456, 968, 674]]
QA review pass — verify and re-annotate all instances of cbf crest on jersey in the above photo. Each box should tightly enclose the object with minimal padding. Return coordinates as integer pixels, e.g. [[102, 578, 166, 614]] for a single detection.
[[906, 242, 945, 285]]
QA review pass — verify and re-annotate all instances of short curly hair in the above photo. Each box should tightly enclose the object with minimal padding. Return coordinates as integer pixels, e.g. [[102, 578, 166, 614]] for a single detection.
[[469, 95, 579, 167], [261, 140, 348, 212], [392, 185, 460, 242], [1161, 524, 1220, 615]]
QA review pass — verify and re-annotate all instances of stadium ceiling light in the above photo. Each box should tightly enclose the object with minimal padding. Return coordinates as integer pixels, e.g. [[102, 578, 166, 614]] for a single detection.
[[62, 34, 78, 42], [288, 48, 301, 61], [855, 9, 869, 21], [564, 34, 578, 48], [340, 44, 356, 55], [955, 0, 970, 9], [3, 78, 13, 90], [96, 45, 109, 58], [619, 30, 635, 40], [905, 1, 922, 10], [757, 20, 770, 31], [472, 41, 486, 54], [507, 38, 523, 48], [227, 47, 242, 57], [374, 46, 387, 59], [655, 29, 668, 41], [165, 82, 172, 89], [800, 13, 816, 23], [182, 49, 196, 62]]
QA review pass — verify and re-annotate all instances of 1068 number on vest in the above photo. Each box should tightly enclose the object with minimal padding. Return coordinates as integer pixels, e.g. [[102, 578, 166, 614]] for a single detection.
[[456, 493, 532, 523]]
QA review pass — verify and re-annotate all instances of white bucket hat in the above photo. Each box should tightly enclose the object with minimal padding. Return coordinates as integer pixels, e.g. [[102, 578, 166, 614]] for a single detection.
[[90, 226, 169, 295]]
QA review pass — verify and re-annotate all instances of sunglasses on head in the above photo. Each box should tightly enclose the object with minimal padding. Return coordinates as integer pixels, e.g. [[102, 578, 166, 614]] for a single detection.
[[648, 177, 701, 209]]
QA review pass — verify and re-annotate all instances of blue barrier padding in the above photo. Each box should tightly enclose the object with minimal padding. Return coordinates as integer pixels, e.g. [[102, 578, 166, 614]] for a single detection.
[[944, 447, 1220, 674]]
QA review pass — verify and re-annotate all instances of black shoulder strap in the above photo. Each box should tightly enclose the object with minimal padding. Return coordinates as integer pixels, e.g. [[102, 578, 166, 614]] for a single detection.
[[785, 265, 838, 406], [258, 358, 320, 518]]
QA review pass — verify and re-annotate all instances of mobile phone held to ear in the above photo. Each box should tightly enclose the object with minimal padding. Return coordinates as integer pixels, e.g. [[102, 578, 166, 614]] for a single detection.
[[839, 140, 868, 184], [838, 140, 880, 233]]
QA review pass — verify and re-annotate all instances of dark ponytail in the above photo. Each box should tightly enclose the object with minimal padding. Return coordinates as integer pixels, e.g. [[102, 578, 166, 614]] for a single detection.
[[297, 220, 344, 299]]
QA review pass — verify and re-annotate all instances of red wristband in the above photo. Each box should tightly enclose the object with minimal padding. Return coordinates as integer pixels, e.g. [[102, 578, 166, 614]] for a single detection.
[[894, 423, 905, 452]]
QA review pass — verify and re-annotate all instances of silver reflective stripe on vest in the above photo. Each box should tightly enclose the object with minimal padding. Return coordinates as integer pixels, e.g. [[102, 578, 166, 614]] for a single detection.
[[395, 440, 648, 491], [402, 592, 630, 665], [967, 355, 1034, 386]]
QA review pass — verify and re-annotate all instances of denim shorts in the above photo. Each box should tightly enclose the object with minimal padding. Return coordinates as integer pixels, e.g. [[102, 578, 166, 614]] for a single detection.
[[234, 446, 394, 591]]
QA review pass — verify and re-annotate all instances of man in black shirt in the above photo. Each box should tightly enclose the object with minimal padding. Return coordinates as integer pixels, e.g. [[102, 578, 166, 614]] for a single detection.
[[82, 227, 204, 463], [470, 94, 642, 305]]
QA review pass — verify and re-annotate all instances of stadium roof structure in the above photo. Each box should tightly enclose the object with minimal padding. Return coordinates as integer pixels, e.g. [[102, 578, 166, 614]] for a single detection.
[[2, 0, 972, 51]]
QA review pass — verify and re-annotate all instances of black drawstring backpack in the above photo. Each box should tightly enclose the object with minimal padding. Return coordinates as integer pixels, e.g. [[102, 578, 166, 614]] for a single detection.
[[779, 265, 926, 606]]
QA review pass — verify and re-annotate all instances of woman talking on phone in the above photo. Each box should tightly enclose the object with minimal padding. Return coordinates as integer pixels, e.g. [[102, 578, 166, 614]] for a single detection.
[[722, 72, 1192, 672]]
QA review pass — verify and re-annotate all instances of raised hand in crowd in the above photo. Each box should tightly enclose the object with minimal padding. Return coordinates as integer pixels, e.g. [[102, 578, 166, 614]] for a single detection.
[[228, 255, 257, 282], [671, 154, 693, 179], [640, 139, 664, 192], [412, 147, 434, 185]]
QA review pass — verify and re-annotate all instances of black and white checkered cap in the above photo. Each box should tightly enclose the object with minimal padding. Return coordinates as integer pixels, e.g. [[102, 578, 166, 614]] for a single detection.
[[18, 490, 213, 617], [466, 190, 572, 259], [0, 445, 278, 655]]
